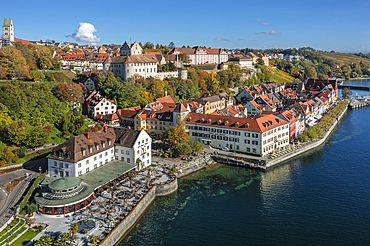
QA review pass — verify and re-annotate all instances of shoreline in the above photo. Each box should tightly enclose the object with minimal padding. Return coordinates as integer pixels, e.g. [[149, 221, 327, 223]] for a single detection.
[[337, 77, 370, 81]]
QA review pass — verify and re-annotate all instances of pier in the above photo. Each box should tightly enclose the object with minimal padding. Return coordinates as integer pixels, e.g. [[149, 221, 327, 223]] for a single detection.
[[338, 85, 370, 91], [349, 96, 370, 109]]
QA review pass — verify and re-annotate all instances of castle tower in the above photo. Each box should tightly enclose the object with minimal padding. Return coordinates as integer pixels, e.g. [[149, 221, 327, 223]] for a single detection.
[[2, 18, 14, 46]]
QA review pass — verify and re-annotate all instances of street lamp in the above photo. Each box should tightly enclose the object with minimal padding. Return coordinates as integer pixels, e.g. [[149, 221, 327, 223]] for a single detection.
[[39, 166, 42, 174]]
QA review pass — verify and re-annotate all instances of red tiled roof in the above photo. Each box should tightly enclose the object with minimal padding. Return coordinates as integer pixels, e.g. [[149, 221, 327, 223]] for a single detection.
[[185, 113, 288, 133], [14, 38, 31, 45], [155, 95, 175, 104]]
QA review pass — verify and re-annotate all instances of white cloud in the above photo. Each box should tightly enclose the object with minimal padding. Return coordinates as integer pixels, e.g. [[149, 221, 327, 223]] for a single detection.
[[67, 23, 101, 45], [255, 30, 281, 35], [256, 18, 271, 26], [215, 37, 229, 41]]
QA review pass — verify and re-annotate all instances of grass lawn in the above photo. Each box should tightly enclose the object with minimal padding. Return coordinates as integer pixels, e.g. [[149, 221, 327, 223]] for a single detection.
[[271, 73, 293, 84], [48, 125, 67, 145], [4, 226, 27, 243], [0, 218, 19, 237], [11, 229, 40, 246], [0, 220, 25, 242], [14, 148, 52, 165]]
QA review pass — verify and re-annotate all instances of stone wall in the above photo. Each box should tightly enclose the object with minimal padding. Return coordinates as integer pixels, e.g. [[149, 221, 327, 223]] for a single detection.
[[176, 155, 214, 178], [99, 178, 178, 246]]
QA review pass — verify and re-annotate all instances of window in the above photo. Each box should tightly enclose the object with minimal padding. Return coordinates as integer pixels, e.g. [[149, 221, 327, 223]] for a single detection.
[[252, 148, 257, 153], [96, 144, 100, 151], [65, 172, 69, 177], [78, 163, 81, 168], [252, 141, 258, 145], [246, 147, 251, 152], [111, 149, 113, 153], [245, 132, 250, 137], [244, 140, 250, 144], [54, 169, 58, 175], [94, 156, 97, 161], [105, 151, 108, 156], [108, 140, 111, 145], [54, 161, 57, 166], [59, 163, 63, 168], [82, 149, 86, 156], [105, 159, 108, 164], [137, 150, 140, 154], [94, 164, 97, 169], [89, 147, 93, 153], [99, 161, 102, 166], [65, 164, 69, 168], [86, 160, 89, 164], [86, 168, 89, 173], [127, 158, 130, 163], [78, 171, 82, 176], [99, 154, 102, 159], [102, 142, 106, 148], [121, 157, 124, 161]]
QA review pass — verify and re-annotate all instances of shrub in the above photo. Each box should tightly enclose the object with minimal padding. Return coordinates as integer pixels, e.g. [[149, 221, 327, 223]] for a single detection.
[[189, 141, 204, 152], [25, 203, 37, 214]]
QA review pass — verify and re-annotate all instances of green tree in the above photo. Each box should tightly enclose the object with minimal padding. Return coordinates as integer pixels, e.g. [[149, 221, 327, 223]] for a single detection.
[[69, 223, 79, 241], [168, 42, 175, 49], [305, 66, 317, 79], [341, 87, 352, 99], [30, 70, 45, 82], [60, 232, 71, 246], [164, 116, 189, 148]]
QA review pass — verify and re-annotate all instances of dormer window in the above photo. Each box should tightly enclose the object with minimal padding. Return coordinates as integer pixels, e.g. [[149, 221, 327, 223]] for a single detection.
[[108, 140, 111, 145], [82, 149, 86, 156], [95, 144, 100, 151], [59, 152, 64, 158], [89, 146, 93, 153], [225, 121, 228, 126], [235, 122, 239, 127], [102, 142, 106, 148]]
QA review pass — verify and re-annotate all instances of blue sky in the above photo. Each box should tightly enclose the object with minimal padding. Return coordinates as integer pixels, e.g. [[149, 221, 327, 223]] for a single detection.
[[3, 0, 370, 52]]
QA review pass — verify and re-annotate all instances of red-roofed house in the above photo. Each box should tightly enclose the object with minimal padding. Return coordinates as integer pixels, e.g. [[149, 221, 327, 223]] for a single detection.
[[185, 113, 289, 155]]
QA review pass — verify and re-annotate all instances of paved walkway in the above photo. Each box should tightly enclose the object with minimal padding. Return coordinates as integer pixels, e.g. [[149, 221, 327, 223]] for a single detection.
[[32, 164, 174, 245]]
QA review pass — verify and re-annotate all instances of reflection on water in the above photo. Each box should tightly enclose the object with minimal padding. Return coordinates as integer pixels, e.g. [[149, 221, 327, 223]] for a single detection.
[[120, 93, 370, 246]]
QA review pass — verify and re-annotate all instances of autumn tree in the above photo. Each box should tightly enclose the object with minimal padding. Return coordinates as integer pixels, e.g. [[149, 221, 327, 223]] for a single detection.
[[164, 116, 189, 148], [0, 65, 6, 79], [0, 46, 27, 77], [14, 64, 30, 80]]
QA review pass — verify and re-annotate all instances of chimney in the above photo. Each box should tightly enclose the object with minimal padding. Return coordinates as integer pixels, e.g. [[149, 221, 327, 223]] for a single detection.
[[85, 133, 90, 139], [103, 126, 108, 133]]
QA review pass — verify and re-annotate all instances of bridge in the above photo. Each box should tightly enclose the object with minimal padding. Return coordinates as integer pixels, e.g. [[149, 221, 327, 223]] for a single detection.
[[338, 84, 370, 91]]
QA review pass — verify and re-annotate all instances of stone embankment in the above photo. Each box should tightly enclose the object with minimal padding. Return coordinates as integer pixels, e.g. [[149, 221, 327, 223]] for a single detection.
[[99, 178, 178, 246], [266, 104, 348, 167], [176, 154, 214, 178]]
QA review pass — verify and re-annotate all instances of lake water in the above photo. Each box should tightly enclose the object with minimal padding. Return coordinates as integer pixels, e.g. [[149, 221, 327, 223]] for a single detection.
[[119, 85, 370, 246]]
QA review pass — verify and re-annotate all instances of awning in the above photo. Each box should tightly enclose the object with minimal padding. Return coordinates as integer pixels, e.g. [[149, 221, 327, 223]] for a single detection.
[[201, 139, 212, 141]]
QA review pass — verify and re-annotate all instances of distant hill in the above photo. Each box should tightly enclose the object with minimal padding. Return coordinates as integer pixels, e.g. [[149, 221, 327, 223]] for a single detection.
[[315, 51, 370, 67]]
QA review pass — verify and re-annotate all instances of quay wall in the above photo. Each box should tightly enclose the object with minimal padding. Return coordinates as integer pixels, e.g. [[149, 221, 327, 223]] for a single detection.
[[266, 104, 348, 167], [99, 178, 178, 246], [176, 155, 214, 178]]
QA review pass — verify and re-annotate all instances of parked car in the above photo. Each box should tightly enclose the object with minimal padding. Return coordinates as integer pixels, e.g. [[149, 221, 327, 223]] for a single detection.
[[222, 147, 229, 151]]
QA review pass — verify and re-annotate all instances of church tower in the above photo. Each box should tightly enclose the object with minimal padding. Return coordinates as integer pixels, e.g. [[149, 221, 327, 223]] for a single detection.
[[2, 18, 14, 46]]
